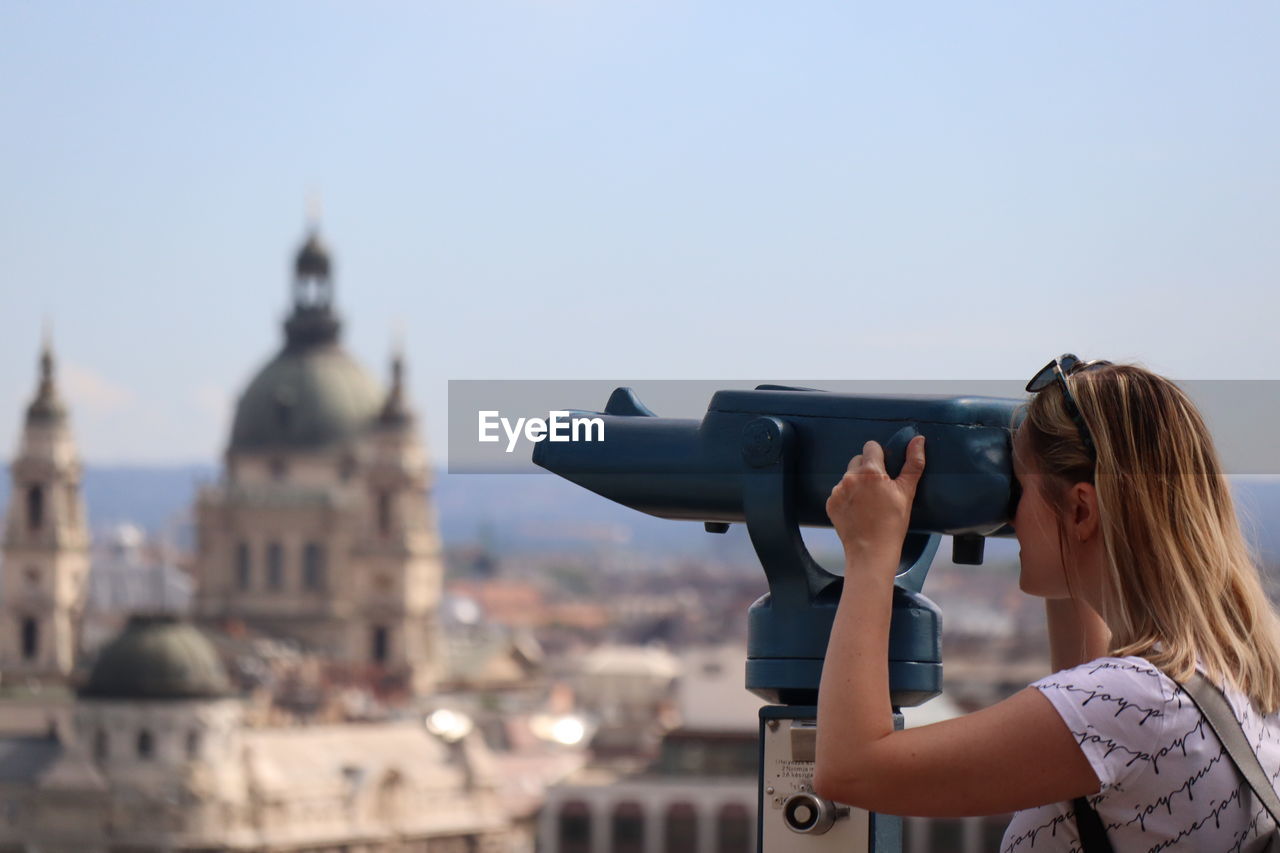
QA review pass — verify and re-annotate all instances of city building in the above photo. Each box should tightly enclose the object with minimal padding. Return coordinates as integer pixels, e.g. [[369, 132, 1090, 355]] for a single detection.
[[0, 336, 90, 685], [540, 646, 758, 853], [571, 644, 680, 760], [0, 613, 510, 852], [192, 228, 443, 696]]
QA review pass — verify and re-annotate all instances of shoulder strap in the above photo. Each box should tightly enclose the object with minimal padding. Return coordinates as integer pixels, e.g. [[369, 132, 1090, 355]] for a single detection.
[[1182, 671, 1280, 829], [1074, 795, 1115, 853]]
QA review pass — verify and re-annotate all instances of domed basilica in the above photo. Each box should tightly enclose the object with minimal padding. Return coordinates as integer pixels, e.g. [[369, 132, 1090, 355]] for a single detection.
[[0, 229, 513, 853], [193, 229, 442, 696]]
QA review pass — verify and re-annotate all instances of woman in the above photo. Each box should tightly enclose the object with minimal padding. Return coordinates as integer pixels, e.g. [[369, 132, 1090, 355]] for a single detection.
[[814, 356, 1280, 852]]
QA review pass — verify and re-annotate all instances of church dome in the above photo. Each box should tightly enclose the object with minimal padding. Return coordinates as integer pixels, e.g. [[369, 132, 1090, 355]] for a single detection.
[[81, 615, 232, 701], [228, 227, 384, 453], [229, 344, 383, 452]]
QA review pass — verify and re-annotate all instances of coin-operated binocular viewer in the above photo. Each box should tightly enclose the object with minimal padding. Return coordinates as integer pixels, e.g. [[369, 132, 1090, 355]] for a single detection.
[[533, 386, 1023, 853]]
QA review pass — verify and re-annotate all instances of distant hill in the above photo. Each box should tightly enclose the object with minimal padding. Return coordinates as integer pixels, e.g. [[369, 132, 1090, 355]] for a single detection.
[[1, 466, 1277, 566], [0, 465, 217, 541], [0, 465, 758, 559]]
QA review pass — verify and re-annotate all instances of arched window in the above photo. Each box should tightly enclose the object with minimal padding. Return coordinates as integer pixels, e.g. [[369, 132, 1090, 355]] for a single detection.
[[274, 393, 293, 431], [303, 542, 326, 590], [376, 491, 393, 536], [20, 618, 38, 660], [235, 541, 251, 590], [612, 801, 645, 853], [26, 485, 44, 532], [716, 803, 750, 853], [137, 729, 154, 760], [93, 728, 108, 761], [266, 542, 284, 590], [558, 800, 591, 853], [664, 802, 698, 853], [371, 625, 390, 664]]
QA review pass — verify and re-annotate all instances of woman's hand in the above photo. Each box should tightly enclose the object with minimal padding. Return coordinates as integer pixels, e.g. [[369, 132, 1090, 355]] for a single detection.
[[825, 435, 926, 569]]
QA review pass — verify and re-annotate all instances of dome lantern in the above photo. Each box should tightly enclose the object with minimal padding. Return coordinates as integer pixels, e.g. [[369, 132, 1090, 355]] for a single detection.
[[284, 227, 340, 350]]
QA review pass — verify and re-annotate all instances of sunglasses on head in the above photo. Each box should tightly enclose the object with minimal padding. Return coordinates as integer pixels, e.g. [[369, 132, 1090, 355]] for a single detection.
[[1009, 354, 1112, 518], [1025, 353, 1113, 463]]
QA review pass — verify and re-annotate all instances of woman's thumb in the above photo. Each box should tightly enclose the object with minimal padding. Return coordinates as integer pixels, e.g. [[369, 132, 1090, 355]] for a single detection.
[[897, 435, 926, 486]]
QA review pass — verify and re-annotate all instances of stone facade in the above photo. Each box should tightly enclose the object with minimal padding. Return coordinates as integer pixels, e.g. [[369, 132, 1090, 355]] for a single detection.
[[0, 337, 90, 684], [192, 230, 442, 695]]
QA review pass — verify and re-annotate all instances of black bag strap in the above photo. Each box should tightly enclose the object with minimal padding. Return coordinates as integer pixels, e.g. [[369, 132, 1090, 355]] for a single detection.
[[1075, 669, 1280, 853], [1073, 795, 1114, 853], [1181, 671, 1280, 829]]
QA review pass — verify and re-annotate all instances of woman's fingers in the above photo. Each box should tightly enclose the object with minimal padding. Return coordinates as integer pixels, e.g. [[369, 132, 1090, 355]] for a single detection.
[[855, 441, 889, 479], [844, 442, 888, 476], [841, 437, 927, 485], [828, 437, 926, 553], [861, 440, 885, 470]]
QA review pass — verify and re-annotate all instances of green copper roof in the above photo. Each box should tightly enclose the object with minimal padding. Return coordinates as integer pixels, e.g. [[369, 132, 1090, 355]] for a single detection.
[[81, 615, 232, 701], [229, 343, 383, 452]]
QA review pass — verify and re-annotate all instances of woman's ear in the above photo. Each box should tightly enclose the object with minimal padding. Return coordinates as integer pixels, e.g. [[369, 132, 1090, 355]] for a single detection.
[[1068, 482, 1100, 542]]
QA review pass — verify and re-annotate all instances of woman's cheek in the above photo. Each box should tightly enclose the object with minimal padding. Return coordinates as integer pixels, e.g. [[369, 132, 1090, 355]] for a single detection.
[[1018, 548, 1056, 598], [1018, 557, 1039, 596]]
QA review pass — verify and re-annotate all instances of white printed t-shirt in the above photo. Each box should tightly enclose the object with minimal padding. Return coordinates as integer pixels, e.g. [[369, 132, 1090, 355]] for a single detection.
[[1000, 655, 1280, 853]]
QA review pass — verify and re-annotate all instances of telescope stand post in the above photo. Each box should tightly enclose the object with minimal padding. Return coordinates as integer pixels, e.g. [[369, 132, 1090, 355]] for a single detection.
[[756, 706, 904, 853], [741, 417, 938, 853]]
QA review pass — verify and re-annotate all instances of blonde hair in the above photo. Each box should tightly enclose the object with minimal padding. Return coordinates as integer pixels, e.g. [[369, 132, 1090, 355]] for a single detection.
[[1022, 363, 1280, 714]]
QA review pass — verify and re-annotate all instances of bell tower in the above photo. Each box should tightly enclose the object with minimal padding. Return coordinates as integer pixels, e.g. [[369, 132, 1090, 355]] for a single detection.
[[1, 333, 91, 683], [356, 347, 443, 694]]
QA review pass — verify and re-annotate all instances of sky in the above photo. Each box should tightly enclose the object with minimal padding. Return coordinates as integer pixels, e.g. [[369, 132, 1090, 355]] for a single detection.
[[1, 2, 1277, 463]]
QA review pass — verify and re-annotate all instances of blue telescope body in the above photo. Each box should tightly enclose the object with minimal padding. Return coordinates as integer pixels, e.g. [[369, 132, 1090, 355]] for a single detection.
[[533, 386, 1021, 537], [532, 385, 1025, 706]]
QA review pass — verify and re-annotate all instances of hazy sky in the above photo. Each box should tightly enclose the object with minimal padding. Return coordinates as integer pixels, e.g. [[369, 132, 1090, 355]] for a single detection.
[[1, 2, 1277, 463]]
